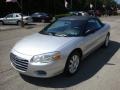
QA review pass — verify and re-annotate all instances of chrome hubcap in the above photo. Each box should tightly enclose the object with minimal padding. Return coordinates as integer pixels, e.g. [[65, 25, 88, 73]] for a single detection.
[[69, 55, 80, 74]]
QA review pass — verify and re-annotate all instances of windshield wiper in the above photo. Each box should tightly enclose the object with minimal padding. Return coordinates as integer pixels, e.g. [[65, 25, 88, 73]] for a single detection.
[[48, 32, 55, 36], [40, 32, 67, 37], [55, 33, 68, 37], [39, 32, 55, 36]]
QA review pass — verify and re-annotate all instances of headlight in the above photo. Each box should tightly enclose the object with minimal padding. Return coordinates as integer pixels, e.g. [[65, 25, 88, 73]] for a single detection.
[[30, 52, 61, 64]]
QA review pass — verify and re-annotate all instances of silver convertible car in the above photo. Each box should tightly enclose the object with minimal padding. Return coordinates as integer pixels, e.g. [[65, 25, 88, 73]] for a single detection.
[[0, 13, 32, 25], [10, 16, 110, 78]]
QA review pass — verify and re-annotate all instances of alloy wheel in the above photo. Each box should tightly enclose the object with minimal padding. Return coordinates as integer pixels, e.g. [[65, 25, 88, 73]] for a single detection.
[[68, 55, 80, 74]]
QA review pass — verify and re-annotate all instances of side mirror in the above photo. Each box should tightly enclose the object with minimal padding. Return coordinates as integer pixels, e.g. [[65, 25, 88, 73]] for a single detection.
[[84, 29, 95, 36]]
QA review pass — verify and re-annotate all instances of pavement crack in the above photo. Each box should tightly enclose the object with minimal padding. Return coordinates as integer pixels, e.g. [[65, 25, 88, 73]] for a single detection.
[[0, 74, 19, 86], [0, 68, 12, 74]]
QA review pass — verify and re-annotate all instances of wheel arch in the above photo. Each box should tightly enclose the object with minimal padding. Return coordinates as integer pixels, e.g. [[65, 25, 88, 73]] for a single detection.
[[70, 48, 83, 56], [63, 48, 83, 75], [66, 48, 83, 63]]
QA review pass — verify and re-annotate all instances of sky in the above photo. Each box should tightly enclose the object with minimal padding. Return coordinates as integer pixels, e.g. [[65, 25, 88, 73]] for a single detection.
[[116, 0, 120, 4]]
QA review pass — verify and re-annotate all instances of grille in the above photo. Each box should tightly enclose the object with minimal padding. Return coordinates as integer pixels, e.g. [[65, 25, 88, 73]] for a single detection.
[[10, 53, 28, 71]]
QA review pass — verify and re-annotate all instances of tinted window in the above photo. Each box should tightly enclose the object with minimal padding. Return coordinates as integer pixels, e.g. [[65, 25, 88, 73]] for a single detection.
[[86, 19, 102, 31], [32, 13, 48, 16], [16, 15, 19, 17], [6, 14, 13, 18], [34, 13, 39, 15]]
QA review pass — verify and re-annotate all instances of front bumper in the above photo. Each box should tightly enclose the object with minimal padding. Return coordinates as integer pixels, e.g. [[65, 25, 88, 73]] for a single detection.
[[10, 50, 65, 78]]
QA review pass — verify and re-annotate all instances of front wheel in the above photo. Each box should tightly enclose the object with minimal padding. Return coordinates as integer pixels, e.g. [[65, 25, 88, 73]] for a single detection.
[[41, 19, 45, 23], [17, 21, 22, 26], [64, 51, 81, 76], [17, 21, 25, 26]]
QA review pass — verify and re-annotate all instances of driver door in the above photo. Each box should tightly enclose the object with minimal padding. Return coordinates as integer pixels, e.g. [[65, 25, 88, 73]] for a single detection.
[[82, 19, 103, 56]]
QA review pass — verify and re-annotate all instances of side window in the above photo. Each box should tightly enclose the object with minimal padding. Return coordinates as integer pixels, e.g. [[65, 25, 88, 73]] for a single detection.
[[6, 14, 13, 18], [86, 19, 102, 31], [95, 20, 102, 29], [16, 15, 19, 17]]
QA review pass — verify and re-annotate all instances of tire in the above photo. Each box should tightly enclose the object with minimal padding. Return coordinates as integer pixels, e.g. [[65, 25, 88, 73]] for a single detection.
[[0, 21, 4, 25], [103, 34, 110, 48], [17, 21, 22, 26], [41, 19, 45, 23], [64, 51, 81, 76]]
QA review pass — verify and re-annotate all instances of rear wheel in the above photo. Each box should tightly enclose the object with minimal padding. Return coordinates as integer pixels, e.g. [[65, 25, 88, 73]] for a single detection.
[[17, 21, 22, 26], [64, 51, 81, 76], [0, 21, 4, 25], [103, 34, 110, 48]]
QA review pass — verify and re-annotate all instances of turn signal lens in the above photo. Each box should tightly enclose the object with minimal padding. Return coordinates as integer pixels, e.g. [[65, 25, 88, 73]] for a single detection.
[[53, 52, 61, 60]]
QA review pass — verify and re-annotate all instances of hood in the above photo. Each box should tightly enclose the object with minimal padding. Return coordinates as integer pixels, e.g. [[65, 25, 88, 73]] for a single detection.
[[13, 33, 78, 56]]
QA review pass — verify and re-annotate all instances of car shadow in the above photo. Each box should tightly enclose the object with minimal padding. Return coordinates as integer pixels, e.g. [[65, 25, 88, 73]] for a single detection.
[[25, 23, 37, 29], [0, 23, 37, 30], [20, 40, 120, 88]]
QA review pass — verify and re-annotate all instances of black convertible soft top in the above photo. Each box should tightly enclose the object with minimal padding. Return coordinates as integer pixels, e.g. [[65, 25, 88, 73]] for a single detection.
[[59, 16, 97, 21]]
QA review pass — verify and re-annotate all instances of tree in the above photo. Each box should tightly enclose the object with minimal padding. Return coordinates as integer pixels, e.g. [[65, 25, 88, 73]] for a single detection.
[[0, 0, 118, 15]]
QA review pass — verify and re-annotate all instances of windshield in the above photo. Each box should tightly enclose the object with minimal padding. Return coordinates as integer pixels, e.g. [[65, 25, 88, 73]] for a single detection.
[[39, 20, 83, 37]]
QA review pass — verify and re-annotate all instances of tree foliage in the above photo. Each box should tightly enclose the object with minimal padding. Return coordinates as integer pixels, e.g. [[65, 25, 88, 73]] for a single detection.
[[0, 0, 118, 16]]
